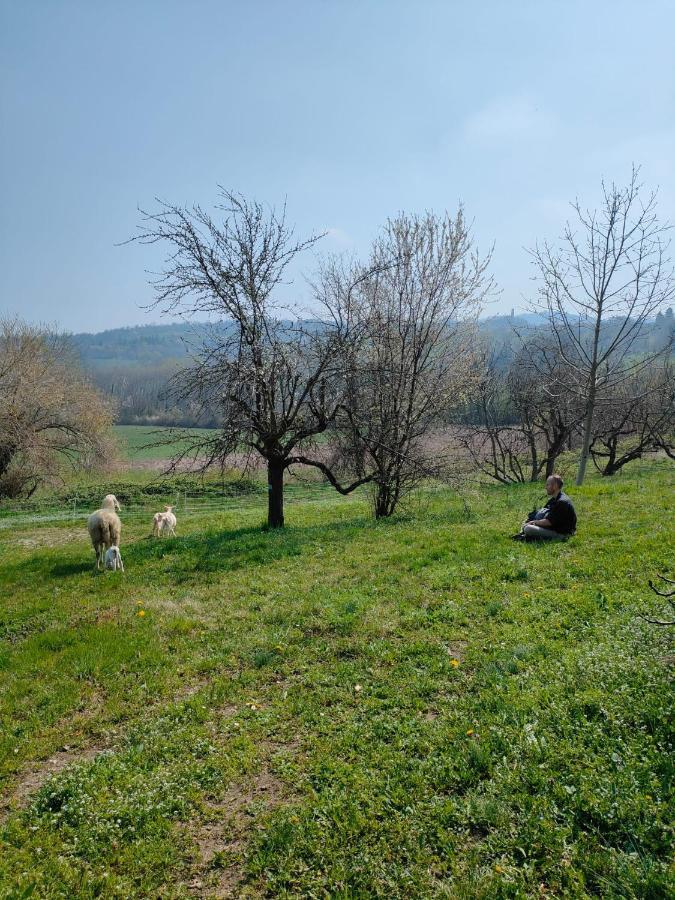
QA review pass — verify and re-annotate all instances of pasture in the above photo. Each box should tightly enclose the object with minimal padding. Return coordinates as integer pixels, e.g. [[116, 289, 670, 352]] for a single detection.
[[0, 461, 673, 897], [113, 426, 219, 466]]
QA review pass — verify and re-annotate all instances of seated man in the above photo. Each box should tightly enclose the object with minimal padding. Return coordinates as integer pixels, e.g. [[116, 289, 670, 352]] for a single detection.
[[513, 474, 577, 541]]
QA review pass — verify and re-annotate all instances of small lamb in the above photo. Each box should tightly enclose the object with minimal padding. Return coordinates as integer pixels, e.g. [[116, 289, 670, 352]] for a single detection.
[[152, 511, 164, 536], [152, 505, 177, 537], [104, 545, 124, 572]]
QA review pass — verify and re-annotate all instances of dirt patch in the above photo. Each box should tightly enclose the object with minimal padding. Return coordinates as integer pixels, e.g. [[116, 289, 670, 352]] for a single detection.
[[173, 676, 217, 703], [185, 750, 297, 898], [443, 640, 467, 662], [8, 528, 86, 549], [128, 457, 212, 473], [14, 745, 106, 796], [1, 744, 108, 823], [128, 452, 267, 474]]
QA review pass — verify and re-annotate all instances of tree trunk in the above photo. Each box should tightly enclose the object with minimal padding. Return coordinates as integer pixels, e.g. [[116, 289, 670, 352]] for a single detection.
[[603, 447, 643, 476], [267, 458, 285, 528], [0, 445, 17, 497], [600, 436, 618, 476], [0, 445, 15, 481], [374, 482, 395, 518], [576, 372, 597, 486], [527, 432, 539, 482], [544, 426, 567, 478]]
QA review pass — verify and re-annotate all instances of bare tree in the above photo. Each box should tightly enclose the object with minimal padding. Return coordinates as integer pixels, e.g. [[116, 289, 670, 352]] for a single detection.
[[508, 339, 584, 478], [456, 349, 531, 484], [528, 167, 674, 485], [0, 319, 114, 499], [325, 210, 492, 517], [457, 343, 582, 484], [128, 190, 370, 527], [589, 362, 674, 475]]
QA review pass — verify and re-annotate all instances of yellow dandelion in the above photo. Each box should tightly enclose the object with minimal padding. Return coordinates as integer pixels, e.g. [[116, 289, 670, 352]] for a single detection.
[[466, 729, 474, 736], [495, 864, 504, 874], [450, 659, 460, 668], [137, 610, 146, 617]]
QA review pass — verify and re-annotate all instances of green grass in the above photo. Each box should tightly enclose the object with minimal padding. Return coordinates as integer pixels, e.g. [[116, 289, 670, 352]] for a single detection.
[[113, 425, 219, 463], [0, 461, 673, 897]]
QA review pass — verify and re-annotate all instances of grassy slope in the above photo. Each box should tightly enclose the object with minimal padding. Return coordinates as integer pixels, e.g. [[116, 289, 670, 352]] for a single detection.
[[0, 462, 673, 898]]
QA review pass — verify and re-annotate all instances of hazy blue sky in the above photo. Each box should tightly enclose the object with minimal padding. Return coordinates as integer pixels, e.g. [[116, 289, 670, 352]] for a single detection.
[[1, 0, 674, 333]]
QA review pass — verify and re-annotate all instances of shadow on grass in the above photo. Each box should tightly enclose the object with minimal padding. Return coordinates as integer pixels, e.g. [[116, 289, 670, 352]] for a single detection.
[[4, 554, 100, 581], [5, 516, 377, 585], [129, 500, 481, 581], [48, 560, 98, 577], [124, 517, 374, 578]]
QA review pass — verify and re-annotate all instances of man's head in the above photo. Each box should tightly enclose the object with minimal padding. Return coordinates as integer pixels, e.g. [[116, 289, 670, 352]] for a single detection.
[[545, 474, 564, 496]]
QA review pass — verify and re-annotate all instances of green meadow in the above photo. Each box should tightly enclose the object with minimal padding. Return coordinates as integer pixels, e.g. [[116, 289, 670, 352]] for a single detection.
[[113, 426, 219, 464], [0, 460, 673, 897]]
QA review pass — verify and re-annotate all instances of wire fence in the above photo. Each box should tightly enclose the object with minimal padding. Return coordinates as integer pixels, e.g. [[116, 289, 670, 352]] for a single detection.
[[0, 483, 355, 530], [0, 479, 465, 531]]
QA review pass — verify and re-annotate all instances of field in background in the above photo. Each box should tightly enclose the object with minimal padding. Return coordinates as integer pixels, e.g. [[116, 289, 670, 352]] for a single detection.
[[113, 425, 219, 464], [0, 459, 673, 897]]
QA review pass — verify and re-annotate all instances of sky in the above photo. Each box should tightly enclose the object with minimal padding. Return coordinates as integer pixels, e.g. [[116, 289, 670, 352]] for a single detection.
[[1, 0, 674, 334]]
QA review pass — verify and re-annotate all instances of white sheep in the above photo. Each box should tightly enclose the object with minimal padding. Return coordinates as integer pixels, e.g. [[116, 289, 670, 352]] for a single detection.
[[88, 494, 122, 570], [104, 545, 124, 572], [152, 505, 177, 537]]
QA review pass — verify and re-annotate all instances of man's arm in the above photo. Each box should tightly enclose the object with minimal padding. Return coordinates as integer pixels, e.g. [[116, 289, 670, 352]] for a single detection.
[[525, 517, 552, 528]]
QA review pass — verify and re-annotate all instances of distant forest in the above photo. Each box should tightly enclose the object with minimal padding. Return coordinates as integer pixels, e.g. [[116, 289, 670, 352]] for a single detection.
[[73, 311, 675, 427]]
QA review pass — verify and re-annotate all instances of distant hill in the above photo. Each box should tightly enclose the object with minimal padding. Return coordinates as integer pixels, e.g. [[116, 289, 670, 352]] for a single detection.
[[71, 315, 549, 369], [73, 322, 199, 366], [71, 312, 673, 426]]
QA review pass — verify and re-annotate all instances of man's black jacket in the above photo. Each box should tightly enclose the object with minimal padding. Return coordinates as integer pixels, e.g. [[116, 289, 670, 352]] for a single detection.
[[543, 491, 577, 535]]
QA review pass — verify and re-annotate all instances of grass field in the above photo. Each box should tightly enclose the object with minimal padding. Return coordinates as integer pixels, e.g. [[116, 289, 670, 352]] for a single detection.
[[112, 425, 331, 467], [113, 426, 219, 464], [0, 461, 673, 897]]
